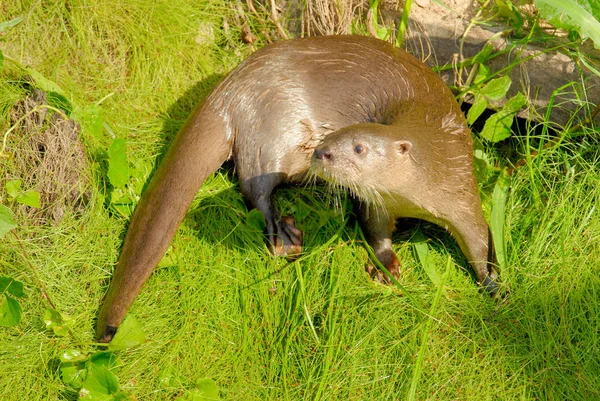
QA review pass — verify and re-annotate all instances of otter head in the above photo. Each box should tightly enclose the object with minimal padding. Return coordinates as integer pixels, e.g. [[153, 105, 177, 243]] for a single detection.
[[311, 123, 416, 207]]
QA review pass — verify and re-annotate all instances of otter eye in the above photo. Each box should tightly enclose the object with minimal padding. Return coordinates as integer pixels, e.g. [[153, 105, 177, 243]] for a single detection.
[[354, 144, 364, 154]]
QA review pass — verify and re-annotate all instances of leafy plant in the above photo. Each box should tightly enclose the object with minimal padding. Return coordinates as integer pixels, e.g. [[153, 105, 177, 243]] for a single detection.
[[480, 92, 528, 142], [72, 104, 104, 140], [106, 313, 146, 351], [106, 137, 135, 217], [55, 315, 146, 400], [5, 179, 40, 208], [0, 205, 16, 238], [535, 0, 600, 48], [61, 350, 128, 401], [0, 276, 25, 326], [44, 308, 73, 337], [466, 76, 512, 125], [464, 68, 528, 144], [107, 138, 129, 189], [177, 378, 221, 401], [367, 0, 394, 42]]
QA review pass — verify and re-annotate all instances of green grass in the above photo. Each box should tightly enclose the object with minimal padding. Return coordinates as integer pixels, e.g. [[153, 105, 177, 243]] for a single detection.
[[2, 1, 600, 400]]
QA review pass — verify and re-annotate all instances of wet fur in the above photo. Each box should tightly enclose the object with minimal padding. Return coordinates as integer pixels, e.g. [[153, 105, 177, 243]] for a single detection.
[[97, 35, 498, 342]]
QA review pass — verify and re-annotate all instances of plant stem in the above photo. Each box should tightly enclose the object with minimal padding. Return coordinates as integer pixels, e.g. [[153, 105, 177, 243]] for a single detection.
[[11, 231, 56, 310], [1, 104, 68, 156]]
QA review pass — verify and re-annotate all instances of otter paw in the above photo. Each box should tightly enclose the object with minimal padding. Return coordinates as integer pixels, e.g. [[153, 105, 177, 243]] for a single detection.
[[365, 261, 400, 284], [271, 216, 303, 258], [482, 274, 503, 298]]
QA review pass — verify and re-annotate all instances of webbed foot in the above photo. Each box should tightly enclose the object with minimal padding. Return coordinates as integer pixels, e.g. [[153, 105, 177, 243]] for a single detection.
[[365, 251, 400, 284], [482, 271, 502, 297], [270, 215, 303, 258]]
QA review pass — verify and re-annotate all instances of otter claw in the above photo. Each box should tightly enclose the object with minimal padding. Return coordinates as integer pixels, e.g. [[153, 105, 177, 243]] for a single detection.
[[271, 216, 303, 258], [482, 275, 501, 297], [365, 261, 400, 284]]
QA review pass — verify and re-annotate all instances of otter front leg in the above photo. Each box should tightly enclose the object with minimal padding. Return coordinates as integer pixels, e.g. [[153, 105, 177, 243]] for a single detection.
[[357, 202, 400, 283], [241, 174, 302, 257]]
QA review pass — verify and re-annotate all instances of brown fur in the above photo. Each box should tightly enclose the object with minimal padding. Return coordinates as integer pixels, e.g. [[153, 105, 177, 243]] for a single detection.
[[97, 35, 498, 342]]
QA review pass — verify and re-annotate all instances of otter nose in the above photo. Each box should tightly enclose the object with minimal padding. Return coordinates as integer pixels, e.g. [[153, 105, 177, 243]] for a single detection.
[[315, 148, 332, 161]]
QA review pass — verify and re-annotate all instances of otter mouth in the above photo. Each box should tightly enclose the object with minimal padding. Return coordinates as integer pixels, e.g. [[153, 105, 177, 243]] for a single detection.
[[309, 154, 385, 208]]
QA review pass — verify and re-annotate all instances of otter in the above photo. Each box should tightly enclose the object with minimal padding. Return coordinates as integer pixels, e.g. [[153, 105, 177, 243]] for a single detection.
[[311, 123, 498, 288], [97, 35, 499, 343]]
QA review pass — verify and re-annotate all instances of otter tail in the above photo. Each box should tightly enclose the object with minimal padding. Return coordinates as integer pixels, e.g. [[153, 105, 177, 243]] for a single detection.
[[97, 106, 231, 342], [442, 190, 499, 296]]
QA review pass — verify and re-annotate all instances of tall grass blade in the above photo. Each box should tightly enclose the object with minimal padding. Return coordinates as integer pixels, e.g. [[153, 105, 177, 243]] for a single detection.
[[407, 256, 448, 401], [491, 170, 510, 271]]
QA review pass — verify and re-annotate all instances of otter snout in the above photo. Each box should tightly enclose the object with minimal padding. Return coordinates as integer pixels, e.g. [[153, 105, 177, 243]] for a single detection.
[[314, 147, 332, 161]]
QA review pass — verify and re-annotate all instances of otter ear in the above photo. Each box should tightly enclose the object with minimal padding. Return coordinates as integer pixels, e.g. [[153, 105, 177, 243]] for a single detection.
[[396, 140, 412, 155]]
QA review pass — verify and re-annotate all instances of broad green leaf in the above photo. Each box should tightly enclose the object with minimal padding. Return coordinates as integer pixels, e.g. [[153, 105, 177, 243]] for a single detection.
[[89, 352, 119, 370], [479, 93, 526, 143], [536, 0, 600, 48], [246, 209, 266, 231], [0, 276, 25, 297], [60, 348, 89, 363], [17, 190, 41, 208], [43, 308, 63, 327], [6, 180, 41, 207], [491, 171, 510, 271], [480, 76, 512, 100], [495, 0, 523, 24], [0, 295, 22, 326], [43, 308, 70, 336], [474, 64, 491, 85], [0, 17, 24, 33], [502, 92, 528, 114], [467, 95, 488, 125], [5, 180, 22, 198], [480, 112, 513, 142], [112, 392, 130, 401], [61, 361, 88, 388], [109, 190, 135, 217], [107, 315, 145, 351], [179, 378, 221, 400], [0, 205, 16, 238], [24, 67, 67, 97], [107, 138, 129, 188], [73, 105, 104, 139], [79, 364, 121, 400], [195, 379, 220, 400], [412, 230, 440, 287]]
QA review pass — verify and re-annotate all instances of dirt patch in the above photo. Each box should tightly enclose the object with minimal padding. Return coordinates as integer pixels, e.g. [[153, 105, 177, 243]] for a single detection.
[[4, 89, 91, 225]]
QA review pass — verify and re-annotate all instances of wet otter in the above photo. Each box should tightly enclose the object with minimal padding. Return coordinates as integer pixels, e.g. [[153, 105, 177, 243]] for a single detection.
[[97, 35, 498, 343], [311, 122, 498, 288]]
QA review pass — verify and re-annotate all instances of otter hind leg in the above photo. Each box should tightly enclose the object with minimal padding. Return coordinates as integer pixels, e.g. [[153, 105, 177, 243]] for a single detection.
[[241, 174, 303, 257]]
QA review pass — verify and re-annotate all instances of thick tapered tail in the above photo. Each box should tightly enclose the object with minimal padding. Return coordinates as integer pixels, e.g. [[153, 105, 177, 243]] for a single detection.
[[445, 200, 499, 296], [97, 106, 231, 342]]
